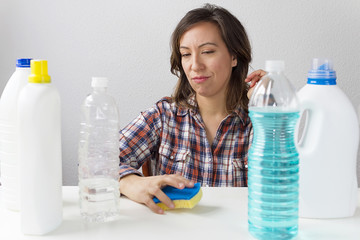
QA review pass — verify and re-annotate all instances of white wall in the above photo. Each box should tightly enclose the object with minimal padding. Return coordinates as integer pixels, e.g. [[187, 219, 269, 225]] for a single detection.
[[1, 0, 359, 185]]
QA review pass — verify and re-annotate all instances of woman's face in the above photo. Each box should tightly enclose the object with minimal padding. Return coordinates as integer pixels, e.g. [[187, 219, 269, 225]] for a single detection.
[[179, 21, 237, 99]]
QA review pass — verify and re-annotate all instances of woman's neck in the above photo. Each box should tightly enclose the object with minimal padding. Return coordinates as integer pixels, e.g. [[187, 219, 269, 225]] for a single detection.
[[196, 93, 227, 118], [196, 94, 228, 146]]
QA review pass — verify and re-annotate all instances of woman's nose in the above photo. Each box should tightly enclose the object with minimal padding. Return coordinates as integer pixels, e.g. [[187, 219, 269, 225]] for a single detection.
[[191, 55, 205, 71]]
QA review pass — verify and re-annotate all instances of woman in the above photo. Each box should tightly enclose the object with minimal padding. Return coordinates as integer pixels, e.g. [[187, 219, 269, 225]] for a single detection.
[[119, 4, 265, 214]]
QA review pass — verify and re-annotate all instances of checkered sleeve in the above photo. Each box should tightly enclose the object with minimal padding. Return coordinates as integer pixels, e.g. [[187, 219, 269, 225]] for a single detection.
[[118, 104, 162, 179]]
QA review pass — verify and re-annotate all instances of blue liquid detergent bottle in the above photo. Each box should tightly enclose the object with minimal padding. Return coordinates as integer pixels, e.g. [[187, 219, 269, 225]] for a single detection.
[[248, 60, 300, 240]]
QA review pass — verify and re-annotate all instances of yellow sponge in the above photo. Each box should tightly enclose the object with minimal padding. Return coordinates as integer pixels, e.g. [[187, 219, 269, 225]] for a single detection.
[[153, 183, 202, 210]]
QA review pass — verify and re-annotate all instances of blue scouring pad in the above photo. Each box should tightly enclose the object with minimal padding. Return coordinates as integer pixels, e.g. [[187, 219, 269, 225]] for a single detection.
[[153, 182, 202, 210]]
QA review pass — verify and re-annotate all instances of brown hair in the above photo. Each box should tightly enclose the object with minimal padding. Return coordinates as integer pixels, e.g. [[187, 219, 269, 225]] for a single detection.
[[170, 4, 252, 113]]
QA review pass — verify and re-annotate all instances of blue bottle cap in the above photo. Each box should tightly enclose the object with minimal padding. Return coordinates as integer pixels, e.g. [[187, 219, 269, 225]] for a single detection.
[[16, 58, 32, 68], [307, 58, 336, 85]]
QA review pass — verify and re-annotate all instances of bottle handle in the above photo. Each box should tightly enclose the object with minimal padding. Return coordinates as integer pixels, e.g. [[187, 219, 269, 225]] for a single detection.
[[296, 99, 322, 153], [295, 109, 308, 147]]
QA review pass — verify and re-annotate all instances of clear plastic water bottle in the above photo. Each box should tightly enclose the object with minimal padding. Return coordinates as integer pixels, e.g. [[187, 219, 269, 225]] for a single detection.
[[78, 77, 120, 223], [248, 61, 300, 239], [0, 58, 31, 211]]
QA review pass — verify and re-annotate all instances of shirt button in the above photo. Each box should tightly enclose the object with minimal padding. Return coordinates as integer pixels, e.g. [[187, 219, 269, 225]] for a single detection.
[[245, 164, 248, 168], [170, 155, 174, 160]]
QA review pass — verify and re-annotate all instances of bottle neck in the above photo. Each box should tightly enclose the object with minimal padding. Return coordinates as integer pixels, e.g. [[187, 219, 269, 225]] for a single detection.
[[267, 71, 285, 77], [16, 67, 31, 71], [93, 87, 107, 93], [307, 78, 336, 85], [307, 67, 336, 85]]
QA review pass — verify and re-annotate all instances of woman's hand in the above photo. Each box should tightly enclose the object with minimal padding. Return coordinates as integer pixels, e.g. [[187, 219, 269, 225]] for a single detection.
[[119, 173, 194, 214], [245, 69, 267, 99]]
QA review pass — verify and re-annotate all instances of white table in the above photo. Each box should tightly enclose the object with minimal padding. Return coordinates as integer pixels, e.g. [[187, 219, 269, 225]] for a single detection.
[[1, 187, 360, 240]]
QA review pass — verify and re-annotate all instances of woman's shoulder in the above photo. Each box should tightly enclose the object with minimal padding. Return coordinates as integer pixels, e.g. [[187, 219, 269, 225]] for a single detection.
[[233, 106, 252, 127], [153, 97, 189, 117], [157, 96, 174, 105]]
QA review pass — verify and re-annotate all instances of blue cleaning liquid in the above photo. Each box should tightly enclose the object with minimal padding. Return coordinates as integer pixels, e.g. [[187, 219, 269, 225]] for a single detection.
[[248, 109, 299, 240]]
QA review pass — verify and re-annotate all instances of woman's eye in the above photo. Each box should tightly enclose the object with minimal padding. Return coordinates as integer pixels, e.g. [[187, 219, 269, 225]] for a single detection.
[[202, 50, 215, 54], [181, 53, 190, 57]]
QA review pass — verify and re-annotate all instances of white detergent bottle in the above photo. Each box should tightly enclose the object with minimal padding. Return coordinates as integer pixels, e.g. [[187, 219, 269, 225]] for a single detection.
[[297, 58, 359, 218], [0, 58, 31, 211], [18, 60, 62, 234]]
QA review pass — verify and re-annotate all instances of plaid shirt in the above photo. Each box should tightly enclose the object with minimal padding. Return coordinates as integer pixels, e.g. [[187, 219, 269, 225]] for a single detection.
[[119, 96, 252, 187]]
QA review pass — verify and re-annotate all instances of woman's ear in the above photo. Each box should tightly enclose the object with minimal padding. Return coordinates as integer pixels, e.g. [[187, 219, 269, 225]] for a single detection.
[[232, 56, 237, 67]]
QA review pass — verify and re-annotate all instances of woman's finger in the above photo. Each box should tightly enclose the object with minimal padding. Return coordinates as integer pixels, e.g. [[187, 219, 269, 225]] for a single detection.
[[150, 187, 175, 210], [143, 196, 165, 214], [249, 76, 261, 87], [245, 69, 267, 84], [160, 174, 194, 190], [245, 71, 257, 82]]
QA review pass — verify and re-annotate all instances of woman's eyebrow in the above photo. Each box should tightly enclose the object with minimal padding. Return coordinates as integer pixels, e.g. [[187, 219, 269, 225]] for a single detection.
[[198, 42, 218, 48], [180, 42, 218, 50]]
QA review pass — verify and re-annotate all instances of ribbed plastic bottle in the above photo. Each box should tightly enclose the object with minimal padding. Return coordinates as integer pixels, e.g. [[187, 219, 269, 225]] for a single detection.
[[78, 77, 120, 223], [297, 58, 359, 218], [248, 61, 300, 240], [18, 60, 62, 235], [0, 58, 31, 211]]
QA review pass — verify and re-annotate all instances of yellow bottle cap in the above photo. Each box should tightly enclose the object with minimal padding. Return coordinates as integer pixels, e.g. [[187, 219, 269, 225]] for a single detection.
[[29, 60, 51, 83]]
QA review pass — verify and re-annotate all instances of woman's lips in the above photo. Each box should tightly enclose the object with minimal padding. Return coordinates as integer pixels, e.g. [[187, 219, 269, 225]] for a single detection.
[[192, 76, 209, 83]]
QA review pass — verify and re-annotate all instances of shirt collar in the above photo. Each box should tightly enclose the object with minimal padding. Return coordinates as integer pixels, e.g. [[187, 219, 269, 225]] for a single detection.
[[176, 95, 198, 117]]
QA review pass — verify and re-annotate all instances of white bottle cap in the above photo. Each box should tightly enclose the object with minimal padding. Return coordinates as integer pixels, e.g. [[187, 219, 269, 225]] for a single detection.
[[91, 77, 108, 88], [265, 60, 285, 72]]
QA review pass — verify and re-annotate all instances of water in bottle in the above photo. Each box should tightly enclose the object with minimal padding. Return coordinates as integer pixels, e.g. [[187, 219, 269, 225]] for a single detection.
[[18, 59, 63, 235], [248, 60, 300, 240], [0, 58, 32, 211], [297, 59, 359, 218], [78, 77, 120, 223]]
